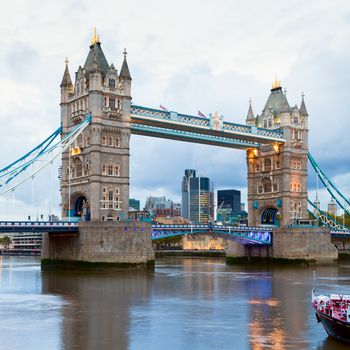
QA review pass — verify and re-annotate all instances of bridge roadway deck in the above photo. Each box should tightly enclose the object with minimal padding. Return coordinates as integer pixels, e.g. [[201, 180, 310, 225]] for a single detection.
[[0, 221, 348, 245]]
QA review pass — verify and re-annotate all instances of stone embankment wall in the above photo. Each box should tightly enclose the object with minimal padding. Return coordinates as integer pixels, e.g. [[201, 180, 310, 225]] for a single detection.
[[42, 221, 154, 268]]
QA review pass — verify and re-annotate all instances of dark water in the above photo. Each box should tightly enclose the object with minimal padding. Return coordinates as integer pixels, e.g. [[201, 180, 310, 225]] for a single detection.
[[1, 257, 350, 350]]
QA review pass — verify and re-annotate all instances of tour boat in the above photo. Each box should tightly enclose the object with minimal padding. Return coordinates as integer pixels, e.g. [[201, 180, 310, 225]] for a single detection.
[[312, 289, 350, 343]]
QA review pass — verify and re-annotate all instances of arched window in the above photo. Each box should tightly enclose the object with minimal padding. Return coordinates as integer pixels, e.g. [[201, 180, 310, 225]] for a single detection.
[[263, 119, 267, 128], [263, 178, 272, 193], [268, 118, 272, 128], [264, 158, 272, 171], [75, 159, 82, 177], [113, 165, 120, 176]]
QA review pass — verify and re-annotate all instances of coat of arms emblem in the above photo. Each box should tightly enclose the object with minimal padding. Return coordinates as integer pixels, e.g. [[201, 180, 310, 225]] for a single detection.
[[210, 112, 223, 131]]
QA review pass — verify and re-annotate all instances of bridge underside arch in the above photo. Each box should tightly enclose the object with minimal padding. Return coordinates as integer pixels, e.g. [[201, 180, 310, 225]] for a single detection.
[[261, 208, 278, 225], [70, 192, 90, 221]]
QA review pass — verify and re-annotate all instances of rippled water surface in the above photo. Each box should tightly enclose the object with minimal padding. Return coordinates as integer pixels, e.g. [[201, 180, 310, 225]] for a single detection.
[[1, 256, 350, 349]]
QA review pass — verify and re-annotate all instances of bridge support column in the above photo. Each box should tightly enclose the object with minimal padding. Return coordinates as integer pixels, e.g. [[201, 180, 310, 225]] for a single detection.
[[272, 227, 338, 263], [41, 221, 155, 269]]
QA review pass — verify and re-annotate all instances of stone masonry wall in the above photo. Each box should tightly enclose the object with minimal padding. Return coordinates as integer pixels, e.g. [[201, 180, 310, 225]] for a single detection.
[[42, 221, 154, 265], [272, 227, 338, 262]]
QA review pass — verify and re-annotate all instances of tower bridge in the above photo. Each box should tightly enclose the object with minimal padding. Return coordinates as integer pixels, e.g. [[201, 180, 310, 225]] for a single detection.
[[0, 31, 342, 266]]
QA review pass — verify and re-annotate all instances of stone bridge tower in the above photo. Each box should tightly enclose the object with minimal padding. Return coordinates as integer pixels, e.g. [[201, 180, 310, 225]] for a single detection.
[[246, 80, 309, 227], [60, 31, 131, 222]]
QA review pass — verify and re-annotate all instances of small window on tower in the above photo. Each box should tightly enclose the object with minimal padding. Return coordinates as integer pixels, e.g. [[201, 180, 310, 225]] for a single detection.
[[109, 98, 116, 109], [109, 78, 116, 89]]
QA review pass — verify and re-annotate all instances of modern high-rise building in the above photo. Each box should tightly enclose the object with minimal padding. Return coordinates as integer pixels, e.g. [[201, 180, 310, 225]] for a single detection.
[[144, 196, 180, 217], [181, 169, 214, 223], [217, 189, 241, 223]]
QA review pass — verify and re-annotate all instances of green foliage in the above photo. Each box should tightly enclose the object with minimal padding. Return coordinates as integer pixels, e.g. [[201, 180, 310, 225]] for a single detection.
[[0, 236, 12, 248]]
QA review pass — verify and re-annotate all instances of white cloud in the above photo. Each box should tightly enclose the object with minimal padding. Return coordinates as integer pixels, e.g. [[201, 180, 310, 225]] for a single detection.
[[1, 0, 350, 217]]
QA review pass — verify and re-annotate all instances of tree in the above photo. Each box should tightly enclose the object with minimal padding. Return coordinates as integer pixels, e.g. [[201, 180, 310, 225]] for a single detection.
[[1, 236, 12, 249]]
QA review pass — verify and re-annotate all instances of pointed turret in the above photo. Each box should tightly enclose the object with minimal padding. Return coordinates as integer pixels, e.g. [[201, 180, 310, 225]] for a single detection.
[[83, 29, 109, 76], [120, 48, 132, 80], [60, 58, 73, 88], [246, 99, 255, 126], [299, 93, 308, 116], [263, 79, 291, 114]]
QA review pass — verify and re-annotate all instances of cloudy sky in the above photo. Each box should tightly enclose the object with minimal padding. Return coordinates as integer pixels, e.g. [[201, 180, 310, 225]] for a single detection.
[[0, 0, 350, 219]]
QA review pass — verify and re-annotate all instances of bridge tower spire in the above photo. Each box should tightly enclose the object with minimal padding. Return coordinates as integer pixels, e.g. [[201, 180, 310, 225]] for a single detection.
[[60, 32, 132, 222], [246, 80, 309, 227]]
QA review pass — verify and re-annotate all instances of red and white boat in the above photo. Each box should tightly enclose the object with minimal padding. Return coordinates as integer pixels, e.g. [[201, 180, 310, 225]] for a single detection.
[[312, 288, 350, 344]]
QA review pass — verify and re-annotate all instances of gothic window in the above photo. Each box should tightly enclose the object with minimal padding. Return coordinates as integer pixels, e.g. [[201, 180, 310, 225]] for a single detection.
[[108, 165, 113, 176], [263, 119, 267, 128], [102, 165, 106, 175], [109, 137, 113, 147], [268, 118, 272, 128], [273, 178, 278, 192], [291, 129, 295, 140], [255, 162, 260, 172], [104, 97, 108, 107], [275, 159, 280, 169], [263, 158, 272, 171], [76, 160, 82, 177], [117, 99, 121, 109], [86, 136, 90, 147], [113, 165, 120, 176], [108, 191, 114, 209], [298, 130, 302, 140], [102, 136, 106, 146], [115, 137, 120, 147], [109, 78, 116, 89], [77, 135, 83, 147], [263, 178, 272, 193], [109, 97, 116, 109]]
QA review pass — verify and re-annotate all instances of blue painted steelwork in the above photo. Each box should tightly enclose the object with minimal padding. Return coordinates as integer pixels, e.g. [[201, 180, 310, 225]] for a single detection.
[[0, 114, 92, 194], [0, 221, 79, 233], [151, 224, 272, 245], [130, 105, 285, 147], [131, 123, 260, 149], [308, 199, 350, 232], [0, 127, 62, 174], [308, 152, 350, 216]]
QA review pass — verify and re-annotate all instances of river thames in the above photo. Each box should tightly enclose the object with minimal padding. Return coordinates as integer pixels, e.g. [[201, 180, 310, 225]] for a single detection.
[[1, 256, 350, 350]]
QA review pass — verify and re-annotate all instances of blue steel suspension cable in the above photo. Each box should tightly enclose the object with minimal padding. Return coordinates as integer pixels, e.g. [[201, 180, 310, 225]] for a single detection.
[[0, 127, 61, 174], [308, 152, 350, 207], [0, 114, 92, 192], [0, 114, 92, 184], [308, 152, 350, 216]]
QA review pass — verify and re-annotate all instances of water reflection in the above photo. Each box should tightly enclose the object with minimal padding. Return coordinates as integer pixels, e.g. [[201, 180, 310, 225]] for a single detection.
[[42, 269, 153, 350], [1, 257, 350, 349]]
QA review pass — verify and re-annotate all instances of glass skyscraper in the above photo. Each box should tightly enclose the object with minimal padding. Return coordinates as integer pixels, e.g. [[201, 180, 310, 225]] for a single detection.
[[217, 189, 241, 223], [181, 169, 214, 223]]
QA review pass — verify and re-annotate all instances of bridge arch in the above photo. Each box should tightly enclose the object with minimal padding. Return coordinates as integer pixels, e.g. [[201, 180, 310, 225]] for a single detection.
[[70, 192, 90, 221], [261, 207, 279, 225]]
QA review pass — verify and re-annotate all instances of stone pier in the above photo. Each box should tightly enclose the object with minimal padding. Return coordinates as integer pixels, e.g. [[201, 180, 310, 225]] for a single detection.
[[41, 221, 155, 269], [226, 227, 338, 264]]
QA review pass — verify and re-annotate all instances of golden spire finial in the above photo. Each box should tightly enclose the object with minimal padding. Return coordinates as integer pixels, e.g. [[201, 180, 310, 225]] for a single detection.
[[90, 27, 100, 45], [272, 75, 281, 89]]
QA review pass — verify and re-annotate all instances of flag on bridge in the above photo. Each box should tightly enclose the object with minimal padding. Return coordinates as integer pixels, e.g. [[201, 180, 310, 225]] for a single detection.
[[159, 104, 168, 111], [198, 110, 207, 118]]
